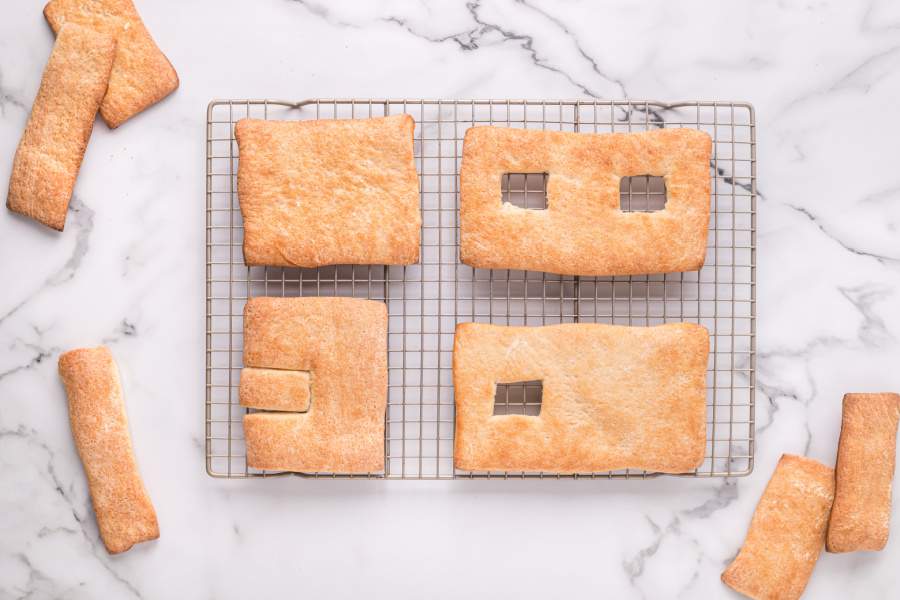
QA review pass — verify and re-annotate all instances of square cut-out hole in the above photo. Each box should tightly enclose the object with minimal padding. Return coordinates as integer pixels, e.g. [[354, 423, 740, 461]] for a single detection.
[[502, 173, 548, 210], [493, 380, 543, 416], [620, 175, 666, 212]]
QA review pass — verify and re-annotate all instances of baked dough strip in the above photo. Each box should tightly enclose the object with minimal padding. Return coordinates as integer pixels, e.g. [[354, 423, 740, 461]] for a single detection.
[[58, 346, 158, 554], [240, 367, 312, 412], [6, 23, 115, 231], [827, 392, 900, 553], [722, 454, 834, 600], [44, 0, 179, 128]]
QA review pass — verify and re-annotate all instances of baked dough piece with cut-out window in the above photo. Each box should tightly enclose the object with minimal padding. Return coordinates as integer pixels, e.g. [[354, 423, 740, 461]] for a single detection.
[[453, 322, 709, 473], [460, 126, 712, 276], [241, 297, 387, 473]]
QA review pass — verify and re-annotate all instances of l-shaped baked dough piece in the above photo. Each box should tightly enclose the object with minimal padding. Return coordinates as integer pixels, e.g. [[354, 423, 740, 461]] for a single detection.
[[58, 346, 159, 554], [6, 24, 115, 231], [242, 297, 387, 473], [453, 322, 709, 473], [236, 115, 420, 267], [722, 454, 834, 600], [44, 0, 179, 128], [827, 392, 900, 553], [460, 127, 712, 276]]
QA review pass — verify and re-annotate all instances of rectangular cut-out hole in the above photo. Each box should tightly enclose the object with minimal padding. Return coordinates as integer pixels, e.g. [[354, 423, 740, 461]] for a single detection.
[[493, 380, 543, 416], [620, 175, 666, 212], [502, 173, 548, 210]]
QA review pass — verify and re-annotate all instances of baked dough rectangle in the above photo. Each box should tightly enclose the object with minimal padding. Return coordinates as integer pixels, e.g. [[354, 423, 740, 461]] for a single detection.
[[460, 127, 711, 276], [722, 454, 834, 600], [240, 367, 311, 412], [242, 297, 387, 473], [235, 115, 422, 267], [236, 115, 421, 268], [827, 392, 900, 553], [58, 346, 158, 554], [44, 0, 179, 129], [453, 322, 709, 473], [6, 23, 115, 231]]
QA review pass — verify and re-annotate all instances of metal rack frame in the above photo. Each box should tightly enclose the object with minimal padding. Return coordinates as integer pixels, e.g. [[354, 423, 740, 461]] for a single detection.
[[206, 99, 757, 479]]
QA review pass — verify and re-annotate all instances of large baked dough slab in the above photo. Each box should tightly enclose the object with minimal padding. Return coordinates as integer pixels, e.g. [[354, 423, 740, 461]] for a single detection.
[[6, 24, 115, 231], [44, 0, 179, 129], [58, 346, 159, 554], [460, 127, 711, 276], [722, 454, 834, 600], [827, 392, 900, 553], [453, 322, 708, 473], [236, 115, 421, 267], [242, 297, 387, 473]]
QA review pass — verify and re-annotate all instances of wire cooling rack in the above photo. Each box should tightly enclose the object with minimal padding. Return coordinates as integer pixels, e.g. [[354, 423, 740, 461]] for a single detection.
[[206, 99, 756, 479]]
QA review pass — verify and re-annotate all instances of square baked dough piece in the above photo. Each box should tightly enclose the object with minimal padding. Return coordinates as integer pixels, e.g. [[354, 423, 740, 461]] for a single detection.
[[242, 297, 387, 473], [453, 322, 709, 473], [236, 114, 421, 268], [460, 127, 712, 276]]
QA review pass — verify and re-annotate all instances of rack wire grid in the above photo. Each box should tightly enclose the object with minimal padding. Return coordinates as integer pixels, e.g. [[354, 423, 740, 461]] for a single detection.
[[206, 99, 757, 480]]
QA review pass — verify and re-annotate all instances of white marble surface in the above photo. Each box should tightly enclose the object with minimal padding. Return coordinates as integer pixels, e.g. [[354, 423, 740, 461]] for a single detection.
[[1, 0, 900, 598]]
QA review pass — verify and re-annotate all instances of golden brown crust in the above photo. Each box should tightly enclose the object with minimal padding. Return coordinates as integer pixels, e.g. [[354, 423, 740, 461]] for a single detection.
[[57, 346, 158, 554], [6, 24, 115, 231], [459, 127, 711, 276], [827, 392, 900, 553], [44, 0, 179, 129], [235, 115, 421, 267], [239, 367, 311, 412], [453, 322, 709, 473], [242, 297, 387, 473], [722, 454, 835, 600]]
